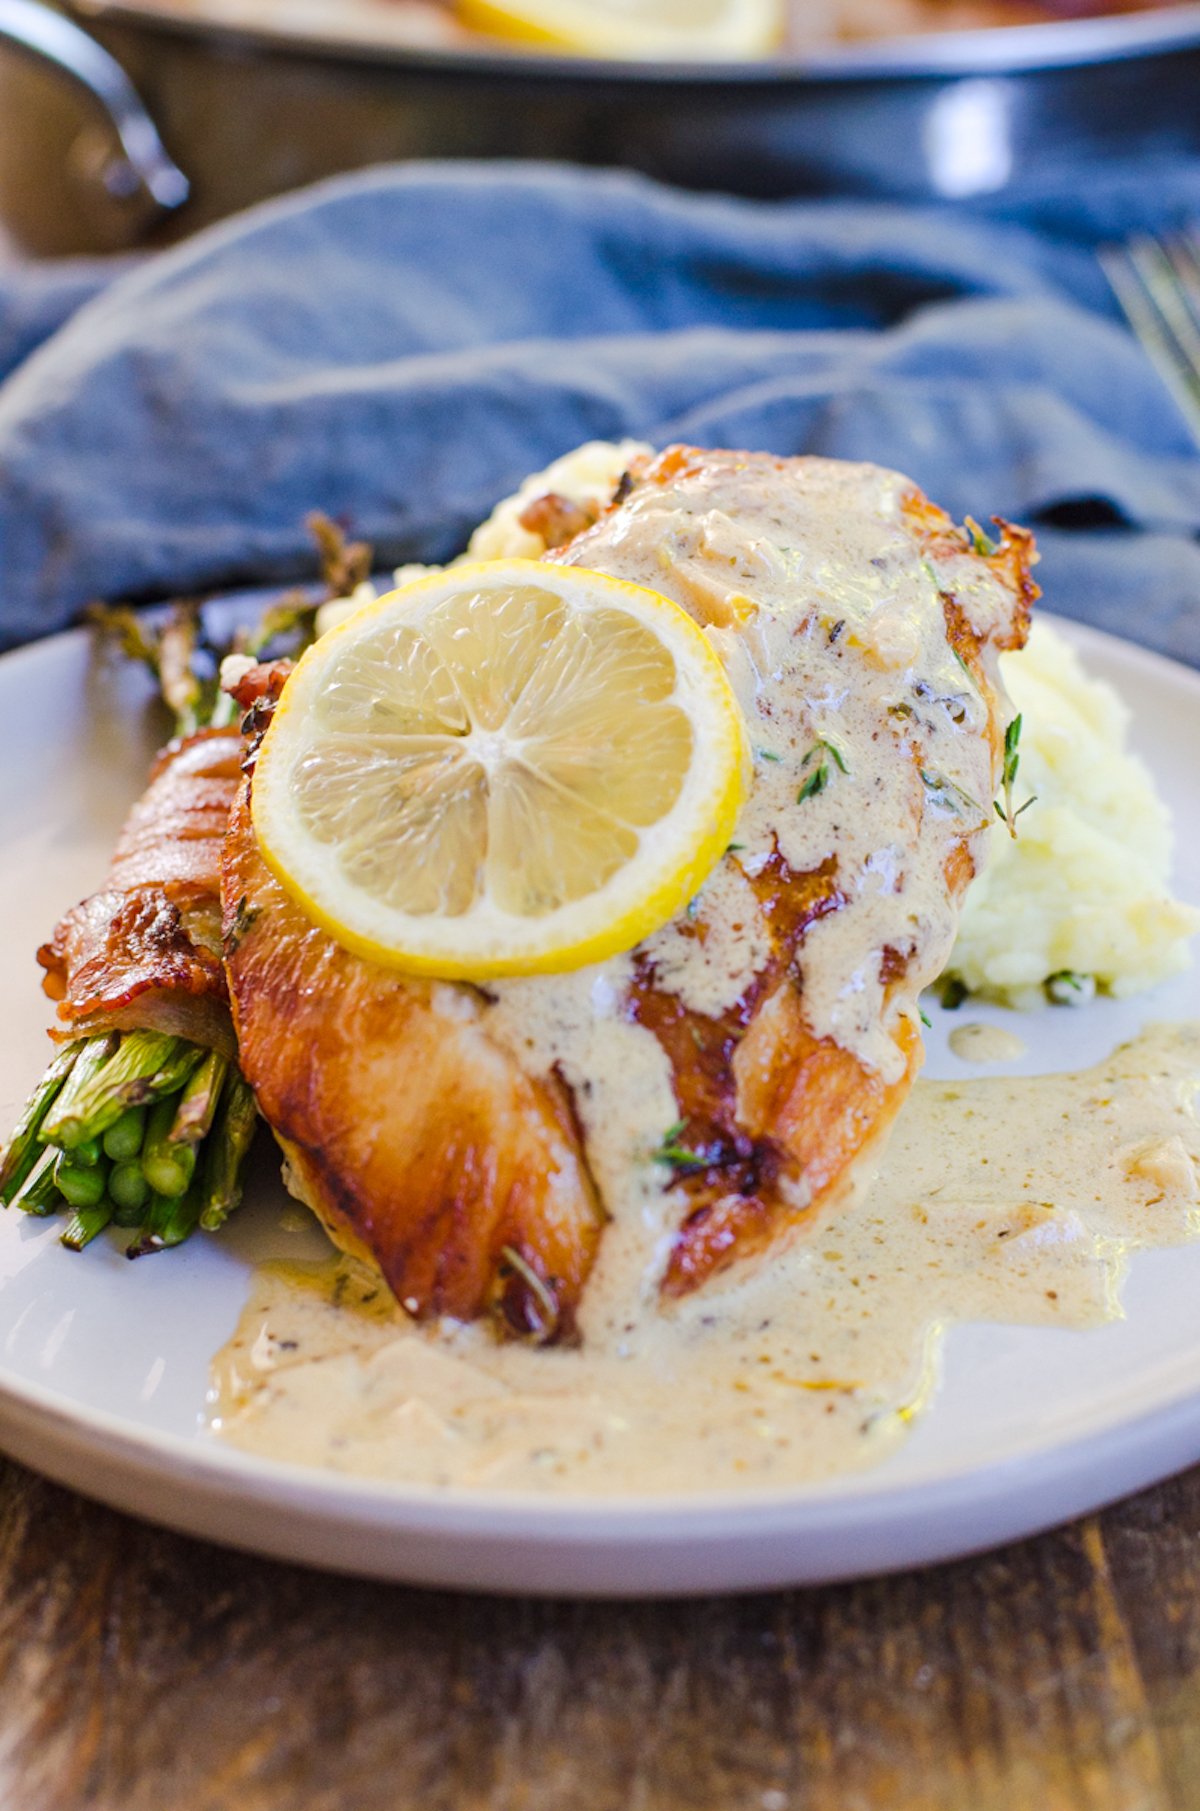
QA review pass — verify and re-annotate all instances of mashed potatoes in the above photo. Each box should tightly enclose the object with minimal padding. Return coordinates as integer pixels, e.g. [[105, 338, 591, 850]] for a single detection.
[[949, 618, 1199, 1007], [314, 440, 650, 638], [315, 442, 1198, 1008], [467, 439, 651, 561]]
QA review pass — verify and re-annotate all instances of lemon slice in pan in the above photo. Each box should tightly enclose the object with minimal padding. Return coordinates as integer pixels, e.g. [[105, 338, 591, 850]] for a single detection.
[[251, 560, 749, 979], [456, 0, 784, 61]]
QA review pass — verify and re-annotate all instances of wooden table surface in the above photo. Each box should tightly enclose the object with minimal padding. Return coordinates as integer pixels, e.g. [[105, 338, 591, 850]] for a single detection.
[[4, 1458, 1200, 1811]]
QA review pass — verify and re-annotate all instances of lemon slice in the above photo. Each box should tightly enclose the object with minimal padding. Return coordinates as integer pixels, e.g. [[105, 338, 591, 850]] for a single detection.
[[251, 560, 749, 979], [456, 0, 784, 61]]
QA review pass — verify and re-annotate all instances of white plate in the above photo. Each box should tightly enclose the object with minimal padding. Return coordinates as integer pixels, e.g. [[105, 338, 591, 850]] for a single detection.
[[1, 612, 1199, 1597]]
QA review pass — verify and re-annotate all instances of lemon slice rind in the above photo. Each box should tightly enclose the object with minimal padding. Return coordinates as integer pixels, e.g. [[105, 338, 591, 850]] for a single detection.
[[251, 560, 750, 980], [456, 0, 784, 61]]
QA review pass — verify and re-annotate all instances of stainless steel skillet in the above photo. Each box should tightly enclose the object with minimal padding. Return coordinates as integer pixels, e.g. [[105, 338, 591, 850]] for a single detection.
[[1, 0, 1198, 254]]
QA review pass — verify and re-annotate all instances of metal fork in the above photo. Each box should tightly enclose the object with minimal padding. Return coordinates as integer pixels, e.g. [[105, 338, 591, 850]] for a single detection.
[[1101, 227, 1200, 448]]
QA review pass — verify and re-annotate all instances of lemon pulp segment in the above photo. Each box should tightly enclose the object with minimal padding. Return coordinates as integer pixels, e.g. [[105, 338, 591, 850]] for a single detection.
[[251, 560, 749, 978]]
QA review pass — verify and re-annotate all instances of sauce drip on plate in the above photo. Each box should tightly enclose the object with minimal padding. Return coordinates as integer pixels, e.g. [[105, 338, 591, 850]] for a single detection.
[[948, 1022, 1028, 1064], [209, 1023, 1200, 1496]]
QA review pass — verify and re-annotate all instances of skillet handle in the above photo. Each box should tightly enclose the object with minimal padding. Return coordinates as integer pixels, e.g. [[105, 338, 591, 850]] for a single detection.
[[0, 0, 188, 220]]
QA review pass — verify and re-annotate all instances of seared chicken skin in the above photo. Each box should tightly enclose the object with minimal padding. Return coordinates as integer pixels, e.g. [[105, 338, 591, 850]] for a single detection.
[[222, 667, 602, 1339], [224, 799, 602, 1339], [223, 448, 1034, 1336], [39, 728, 240, 1057]]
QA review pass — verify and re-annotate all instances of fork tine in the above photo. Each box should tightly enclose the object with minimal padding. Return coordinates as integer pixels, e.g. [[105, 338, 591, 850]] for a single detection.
[[1101, 235, 1200, 448], [1130, 234, 1200, 378], [1163, 229, 1200, 333]]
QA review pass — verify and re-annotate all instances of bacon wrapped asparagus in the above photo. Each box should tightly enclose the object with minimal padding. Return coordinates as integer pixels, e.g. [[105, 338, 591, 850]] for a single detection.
[[0, 594, 323, 1253]]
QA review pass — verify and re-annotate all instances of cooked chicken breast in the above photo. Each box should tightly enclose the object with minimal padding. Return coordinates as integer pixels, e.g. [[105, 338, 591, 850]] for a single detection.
[[223, 448, 1034, 1336], [38, 728, 240, 1056], [221, 766, 603, 1340]]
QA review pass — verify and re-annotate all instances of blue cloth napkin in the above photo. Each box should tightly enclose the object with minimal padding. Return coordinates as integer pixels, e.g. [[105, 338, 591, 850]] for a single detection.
[[1, 161, 1199, 661]]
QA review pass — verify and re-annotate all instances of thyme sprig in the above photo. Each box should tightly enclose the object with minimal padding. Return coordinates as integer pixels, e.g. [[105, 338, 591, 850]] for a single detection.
[[994, 713, 1036, 839], [224, 894, 261, 957], [495, 1245, 560, 1345], [952, 647, 980, 693], [797, 737, 849, 805], [920, 769, 983, 818], [652, 1121, 708, 1171]]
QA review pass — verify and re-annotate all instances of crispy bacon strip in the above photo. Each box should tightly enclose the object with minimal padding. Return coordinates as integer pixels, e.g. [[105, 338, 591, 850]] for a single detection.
[[37, 729, 241, 1056]]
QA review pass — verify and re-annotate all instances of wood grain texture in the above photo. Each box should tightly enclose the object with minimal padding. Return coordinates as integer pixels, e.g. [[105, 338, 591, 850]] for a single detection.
[[0, 1458, 1197, 1811]]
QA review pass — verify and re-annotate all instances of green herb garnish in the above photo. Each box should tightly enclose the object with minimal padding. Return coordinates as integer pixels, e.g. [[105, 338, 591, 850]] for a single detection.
[[653, 1122, 707, 1171], [797, 764, 827, 805], [494, 1245, 560, 1345], [797, 737, 848, 804], [224, 894, 261, 956], [920, 769, 982, 818], [1046, 970, 1094, 1006], [952, 647, 980, 692], [965, 516, 997, 558], [994, 712, 1035, 838]]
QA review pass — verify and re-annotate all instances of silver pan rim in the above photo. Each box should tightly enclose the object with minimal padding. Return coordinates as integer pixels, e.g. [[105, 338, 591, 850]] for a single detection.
[[66, 0, 1200, 84]]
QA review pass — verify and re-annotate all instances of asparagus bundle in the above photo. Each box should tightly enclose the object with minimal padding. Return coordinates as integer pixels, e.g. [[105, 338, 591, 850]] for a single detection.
[[0, 1033, 257, 1250], [0, 562, 333, 1257]]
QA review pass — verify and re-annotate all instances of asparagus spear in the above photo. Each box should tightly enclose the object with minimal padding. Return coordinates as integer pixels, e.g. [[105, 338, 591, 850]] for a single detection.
[[156, 605, 206, 737], [200, 1073, 258, 1232], [109, 1160, 150, 1224], [61, 1199, 116, 1251], [54, 1151, 107, 1211], [11, 1147, 64, 1217], [127, 1176, 204, 1257], [0, 1041, 82, 1203], [103, 1107, 146, 1162], [87, 601, 212, 735], [45, 1032, 201, 1148], [167, 1051, 227, 1146], [37, 1034, 117, 1148], [141, 1096, 197, 1199]]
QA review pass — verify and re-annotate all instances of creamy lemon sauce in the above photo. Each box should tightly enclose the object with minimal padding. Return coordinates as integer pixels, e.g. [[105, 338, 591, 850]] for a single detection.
[[476, 455, 1020, 1299], [556, 454, 1013, 1078], [210, 1023, 1200, 1493], [948, 1021, 1028, 1063]]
